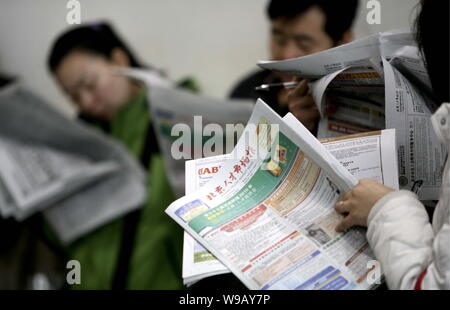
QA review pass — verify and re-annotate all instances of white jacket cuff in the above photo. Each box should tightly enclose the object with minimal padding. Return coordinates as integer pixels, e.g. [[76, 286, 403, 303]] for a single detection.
[[367, 190, 420, 225], [366, 190, 434, 289]]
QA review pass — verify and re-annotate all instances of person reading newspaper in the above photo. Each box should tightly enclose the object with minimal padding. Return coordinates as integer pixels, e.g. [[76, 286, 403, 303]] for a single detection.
[[166, 93, 402, 290], [183, 128, 398, 288], [47, 22, 201, 289], [259, 28, 445, 201], [230, 0, 359, 131], [0, 78, 147, 289], [48, 22, 252, 290], [333, 0, 449, 289], [177, 0, 449, 291]]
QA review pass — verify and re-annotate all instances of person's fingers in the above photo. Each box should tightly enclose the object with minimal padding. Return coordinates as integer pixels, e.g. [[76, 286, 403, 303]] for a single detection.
[[290, 79, 309, 97], [288, 93, 315, 111], [335, 215, 355, 232], [277, 89, 290, 107], [288, 100, 319, 132], [341, 191, 352, 201], [334, 200, 349, 214], [296, 105, 320, 120]]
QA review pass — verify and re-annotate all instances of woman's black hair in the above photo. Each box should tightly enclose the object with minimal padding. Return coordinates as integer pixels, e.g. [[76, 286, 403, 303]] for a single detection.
[[48, 21, 144, 72], [415, 0, 449, 103]]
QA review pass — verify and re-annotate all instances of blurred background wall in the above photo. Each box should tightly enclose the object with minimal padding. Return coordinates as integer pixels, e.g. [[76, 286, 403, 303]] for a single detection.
[[0, 0, 420, 115]]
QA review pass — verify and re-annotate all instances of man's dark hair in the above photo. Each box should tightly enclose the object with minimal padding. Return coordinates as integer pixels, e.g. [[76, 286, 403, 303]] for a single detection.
[[267, 0, 359, 43], [48, 21, 144, 72], [415, 0, 449, 104]]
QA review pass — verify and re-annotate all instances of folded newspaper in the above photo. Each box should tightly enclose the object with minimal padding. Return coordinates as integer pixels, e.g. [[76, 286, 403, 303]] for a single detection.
[[0, 83, 147, 244], [258, 29, 446, 200], [167, 100, 398, 290]]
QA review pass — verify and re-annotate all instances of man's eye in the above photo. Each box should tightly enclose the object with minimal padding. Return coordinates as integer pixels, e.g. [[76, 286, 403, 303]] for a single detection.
[[296, 42, 313, 53], [83, 79, 97, 91], [274, 35, 287, 46], [87, 82, 96, 91], [70, 92, 80, 103]]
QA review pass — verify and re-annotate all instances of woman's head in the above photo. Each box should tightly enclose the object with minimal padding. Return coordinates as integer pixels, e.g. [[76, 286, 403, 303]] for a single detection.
[[415, 0, 449, 104], [48, 22, 143, 120]]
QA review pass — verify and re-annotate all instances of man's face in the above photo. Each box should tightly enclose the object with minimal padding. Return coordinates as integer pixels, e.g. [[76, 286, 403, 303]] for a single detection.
[[270, 6, 334, 81]]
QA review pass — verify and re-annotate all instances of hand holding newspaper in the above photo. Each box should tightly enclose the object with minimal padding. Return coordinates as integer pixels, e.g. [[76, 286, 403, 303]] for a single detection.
[[258, 29, 446, 200], [168, 100, 398, 290], [182, 126, 398, 286]]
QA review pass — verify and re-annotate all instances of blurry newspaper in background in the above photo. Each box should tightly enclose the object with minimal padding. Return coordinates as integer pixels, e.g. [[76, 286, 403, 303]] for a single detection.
[[0, 84, 147, 244], [182, 126, 398, 286], [0, 136, 118, 220], [120, 69, 254, 197], [148, 87, 253, 197], [259, 29, 446, 200], [167, 100, 397, 290]]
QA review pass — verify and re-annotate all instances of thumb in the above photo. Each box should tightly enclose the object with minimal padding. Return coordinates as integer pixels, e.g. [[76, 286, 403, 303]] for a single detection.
[[335, 216, 354, 232]]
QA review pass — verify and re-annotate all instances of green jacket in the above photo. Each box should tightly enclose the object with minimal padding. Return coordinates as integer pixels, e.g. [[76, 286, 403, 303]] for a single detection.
[[67, 87, 189, 289]]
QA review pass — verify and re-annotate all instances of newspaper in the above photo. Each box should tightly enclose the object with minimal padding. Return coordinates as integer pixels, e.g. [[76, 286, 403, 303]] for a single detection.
[[167, 100, 395, 290], [182, 154, 232, 286], [119, 69, 255, 197], [0, 84, 147, 243], [382, 58, 445, 199], [0, 136, 118, 220], [182, 126, 398, 286], [258, 29, 446, 200], [147, 85, 254, 197]]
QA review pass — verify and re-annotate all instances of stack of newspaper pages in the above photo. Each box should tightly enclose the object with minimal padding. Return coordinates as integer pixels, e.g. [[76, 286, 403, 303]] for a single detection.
[[171, 29, 445, 289], [0, 83, 147, 244], [169, 100, 398, 289]]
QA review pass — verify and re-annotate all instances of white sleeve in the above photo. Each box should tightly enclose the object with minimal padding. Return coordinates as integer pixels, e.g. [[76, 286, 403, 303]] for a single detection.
[[421, 223, 450, 289], [366, 190, 435, 289]]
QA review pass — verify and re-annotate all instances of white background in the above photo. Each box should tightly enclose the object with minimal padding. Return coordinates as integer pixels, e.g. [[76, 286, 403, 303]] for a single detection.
[[0, 0, 420, 115]]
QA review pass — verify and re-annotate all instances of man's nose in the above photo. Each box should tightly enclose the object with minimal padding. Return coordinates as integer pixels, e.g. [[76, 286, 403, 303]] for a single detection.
[[280, 41, 304, 60]]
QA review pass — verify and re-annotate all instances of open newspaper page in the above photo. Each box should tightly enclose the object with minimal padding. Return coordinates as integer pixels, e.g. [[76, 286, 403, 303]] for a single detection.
[[183, 154, 232, 285], [182, 127, 398, 286], [167, 100, 384, 290], [0, 85, 147, 243], [383, 58, 447, 199], [310, 60, 385, 138], [119, 68, 254, 197], [257, 32, 389, 140], [0, 136, 118, 220], [258, 33, 381, 79], [147, 85, 254, 197], [318, 129, 398, 189], [258, 29, 445, 200], [379, 31, 446, 199]]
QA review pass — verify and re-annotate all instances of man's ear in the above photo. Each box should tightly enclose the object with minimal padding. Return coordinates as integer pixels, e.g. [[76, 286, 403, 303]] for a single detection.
[[337, 30, 354, 46], [110, 48, 130, 67]]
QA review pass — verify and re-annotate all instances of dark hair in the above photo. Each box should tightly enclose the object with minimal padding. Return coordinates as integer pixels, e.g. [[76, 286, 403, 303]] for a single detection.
[[48, 21, 143, 72], [267, 0, 359, 43], [415, 0, 449, 103], [0, 74, 14, 88]]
